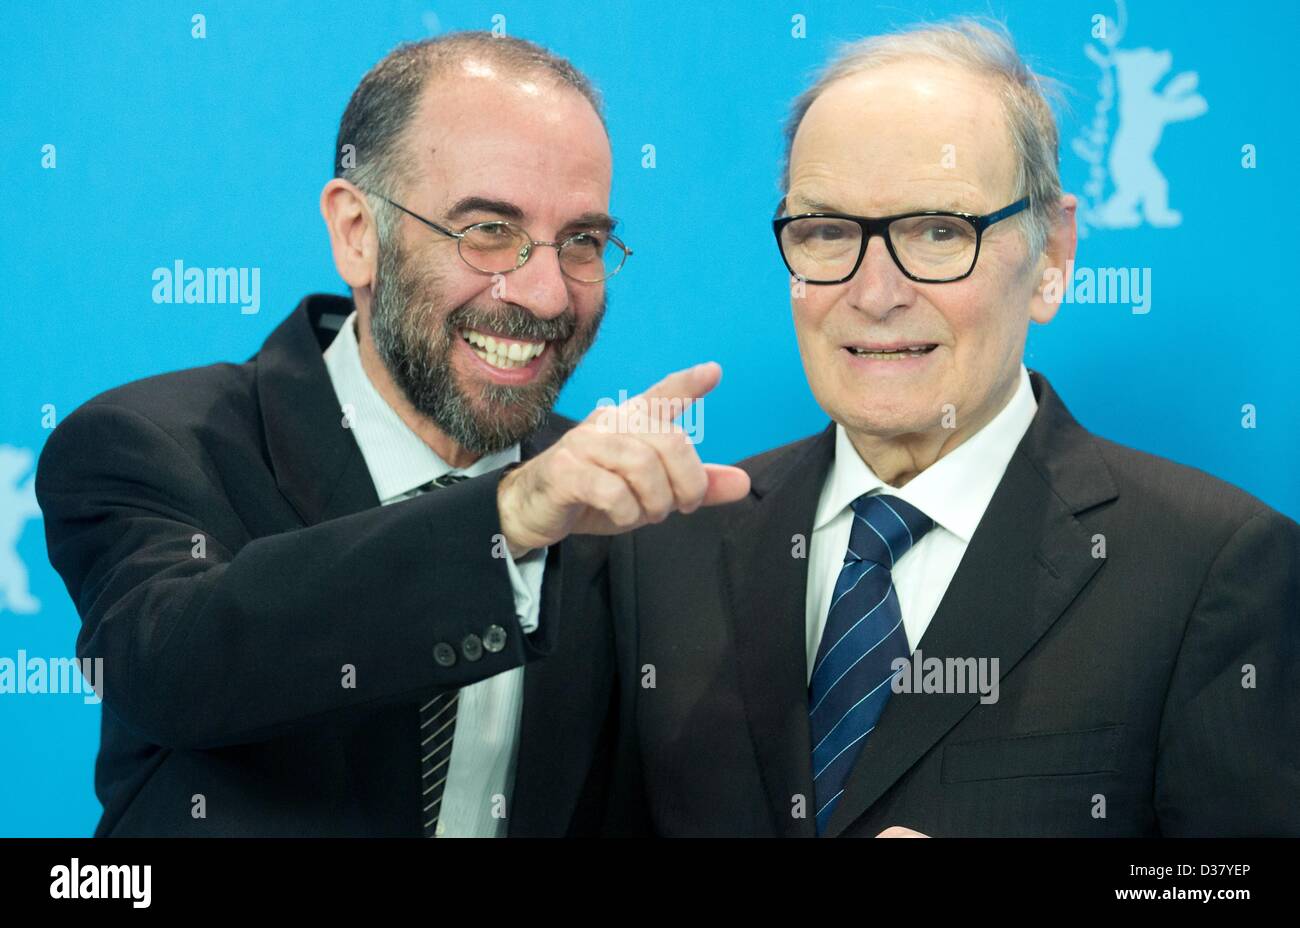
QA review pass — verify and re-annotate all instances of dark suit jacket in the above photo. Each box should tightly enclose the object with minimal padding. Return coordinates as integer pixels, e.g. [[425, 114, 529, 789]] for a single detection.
[[36, 293, 615, 837], [607, 371, 1299, 837]]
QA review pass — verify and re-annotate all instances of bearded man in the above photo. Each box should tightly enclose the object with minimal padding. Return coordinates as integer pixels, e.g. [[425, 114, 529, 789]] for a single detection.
[[36, 32, 746, 837]]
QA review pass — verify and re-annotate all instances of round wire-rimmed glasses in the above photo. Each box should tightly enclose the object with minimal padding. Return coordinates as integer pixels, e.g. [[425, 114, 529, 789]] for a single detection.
[[376, 195, 632, 283], [773, 197, 1030, 284]]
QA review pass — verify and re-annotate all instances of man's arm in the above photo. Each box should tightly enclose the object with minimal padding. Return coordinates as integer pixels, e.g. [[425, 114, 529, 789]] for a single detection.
[[37, 400, 545, 752], [1154, 505, 1300, 836]]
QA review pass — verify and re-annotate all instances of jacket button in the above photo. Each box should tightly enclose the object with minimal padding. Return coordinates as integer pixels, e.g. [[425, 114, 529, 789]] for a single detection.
[[461, 633, 483, 662], [483, 624, 507, 653], [433, 642, 457, 667]]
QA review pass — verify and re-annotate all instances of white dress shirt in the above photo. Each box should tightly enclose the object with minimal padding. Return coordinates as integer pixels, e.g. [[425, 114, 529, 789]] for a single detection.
[[805, 365, 1038, 680], [323, 309, 546, 837]]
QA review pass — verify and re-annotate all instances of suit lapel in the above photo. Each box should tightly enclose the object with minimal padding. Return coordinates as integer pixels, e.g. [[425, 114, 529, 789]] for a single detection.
[[823, 372, 1119, 836], [256, 294, 381, 525], [722, 425, 836, 837]]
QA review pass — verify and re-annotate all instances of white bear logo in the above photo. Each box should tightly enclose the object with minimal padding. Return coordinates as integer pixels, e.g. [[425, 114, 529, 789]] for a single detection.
[[0, 444, 42, 614], [1074, 4, 1208, 234]]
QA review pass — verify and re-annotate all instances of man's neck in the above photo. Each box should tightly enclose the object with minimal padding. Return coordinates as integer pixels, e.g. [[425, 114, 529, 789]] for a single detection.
[[352, 309, 481, 470], [845, 370, 1020, 488]]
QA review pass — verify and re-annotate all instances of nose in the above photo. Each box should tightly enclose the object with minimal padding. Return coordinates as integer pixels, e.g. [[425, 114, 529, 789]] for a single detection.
[[843, 233, 914, 321], [500, 243, 572, 320]]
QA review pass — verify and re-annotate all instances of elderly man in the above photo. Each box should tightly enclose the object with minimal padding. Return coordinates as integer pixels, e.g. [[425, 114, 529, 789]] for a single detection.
[[606, 19, 1299, 837], [36, 32, 746, 837]]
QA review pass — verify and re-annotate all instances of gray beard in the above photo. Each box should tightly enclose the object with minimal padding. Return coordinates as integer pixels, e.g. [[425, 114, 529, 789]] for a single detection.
[[368, 234, 604, 456]]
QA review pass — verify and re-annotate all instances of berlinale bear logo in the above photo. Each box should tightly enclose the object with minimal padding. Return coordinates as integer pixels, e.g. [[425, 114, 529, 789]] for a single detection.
[[1073, 3, 1208, 234], [0, 444, 41, 615]]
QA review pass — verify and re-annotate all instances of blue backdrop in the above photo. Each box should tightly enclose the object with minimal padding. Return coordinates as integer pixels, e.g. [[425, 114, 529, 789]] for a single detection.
[[3, 0, 1295, 835]]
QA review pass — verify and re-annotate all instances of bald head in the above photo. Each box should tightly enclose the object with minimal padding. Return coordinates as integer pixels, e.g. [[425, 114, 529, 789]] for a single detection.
[[334, 32, 606, 211]]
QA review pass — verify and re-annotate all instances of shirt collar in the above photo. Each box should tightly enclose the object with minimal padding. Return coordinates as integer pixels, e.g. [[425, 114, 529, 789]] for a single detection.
[[322, 309, 519, 503], [813, 364, 1038, 543]]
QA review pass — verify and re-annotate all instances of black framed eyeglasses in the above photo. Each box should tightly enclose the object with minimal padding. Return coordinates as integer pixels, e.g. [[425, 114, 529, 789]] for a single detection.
[[772, 197, 1030, 284], [374, 195, 632, 283]]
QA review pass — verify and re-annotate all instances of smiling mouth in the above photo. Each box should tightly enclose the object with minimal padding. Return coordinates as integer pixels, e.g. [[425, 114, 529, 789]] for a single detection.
[[459, 328, 549, 370], [844, 343, 938, 360]]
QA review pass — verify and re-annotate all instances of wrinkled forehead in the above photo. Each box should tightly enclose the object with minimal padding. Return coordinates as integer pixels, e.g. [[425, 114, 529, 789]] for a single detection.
[[788, 61, 1019, 214]]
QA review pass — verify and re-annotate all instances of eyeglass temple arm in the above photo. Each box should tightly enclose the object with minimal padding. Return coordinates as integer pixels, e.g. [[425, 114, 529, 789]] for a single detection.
[[978, 196, 1031, 228], [375, 196, 462, 240]]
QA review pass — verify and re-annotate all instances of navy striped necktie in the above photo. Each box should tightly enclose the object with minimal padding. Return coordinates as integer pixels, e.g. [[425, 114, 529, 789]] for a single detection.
[[809, 493, 934, 834], [414, 471, 468, 837]]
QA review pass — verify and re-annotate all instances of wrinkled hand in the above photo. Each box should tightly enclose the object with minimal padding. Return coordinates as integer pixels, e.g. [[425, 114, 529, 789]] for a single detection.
[[497, 362, 751, 556]]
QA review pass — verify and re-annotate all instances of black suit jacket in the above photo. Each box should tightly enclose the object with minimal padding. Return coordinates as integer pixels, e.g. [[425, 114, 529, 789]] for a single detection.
[[36, 293, 615, 837], [608, 371, 1299, 837]]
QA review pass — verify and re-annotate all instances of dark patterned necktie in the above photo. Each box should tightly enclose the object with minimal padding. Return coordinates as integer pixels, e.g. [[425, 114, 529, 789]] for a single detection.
[[413, 472, 469, 837], [809, 493, 934, 834]]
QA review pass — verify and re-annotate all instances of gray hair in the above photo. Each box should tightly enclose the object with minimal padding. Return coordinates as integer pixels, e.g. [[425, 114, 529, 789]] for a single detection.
[[781, 17, 1063, 257], [334, 31, 605, 244]]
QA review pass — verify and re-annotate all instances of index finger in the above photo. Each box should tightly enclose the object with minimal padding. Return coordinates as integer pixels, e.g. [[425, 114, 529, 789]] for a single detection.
[[584, 362, 723, 432], [633, 361, 722, 425]]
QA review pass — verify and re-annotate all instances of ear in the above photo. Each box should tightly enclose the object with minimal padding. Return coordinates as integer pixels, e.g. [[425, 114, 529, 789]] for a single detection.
[[1028, 193, 1078, 325], [320, 179, 381, 293]]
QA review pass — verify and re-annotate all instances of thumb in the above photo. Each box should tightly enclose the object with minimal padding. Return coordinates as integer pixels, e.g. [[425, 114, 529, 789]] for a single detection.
[[700, 464, 751, 507]]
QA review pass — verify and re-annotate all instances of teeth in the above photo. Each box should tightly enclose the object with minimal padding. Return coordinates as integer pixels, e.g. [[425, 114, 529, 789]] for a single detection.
[[848, 345, 934, 360], [459, 329, 546, 370]]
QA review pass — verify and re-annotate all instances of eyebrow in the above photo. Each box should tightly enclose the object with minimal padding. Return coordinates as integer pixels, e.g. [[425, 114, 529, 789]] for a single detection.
[[445, 196, 618, 232], [791, 196, 978, 215], [794, 197, 841, 213], [564, 211, 619, 233], [446, 196, 526, 222]]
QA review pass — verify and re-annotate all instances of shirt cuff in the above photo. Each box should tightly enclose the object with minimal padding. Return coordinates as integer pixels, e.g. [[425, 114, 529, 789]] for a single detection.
[[503, 544, 548, 634]]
